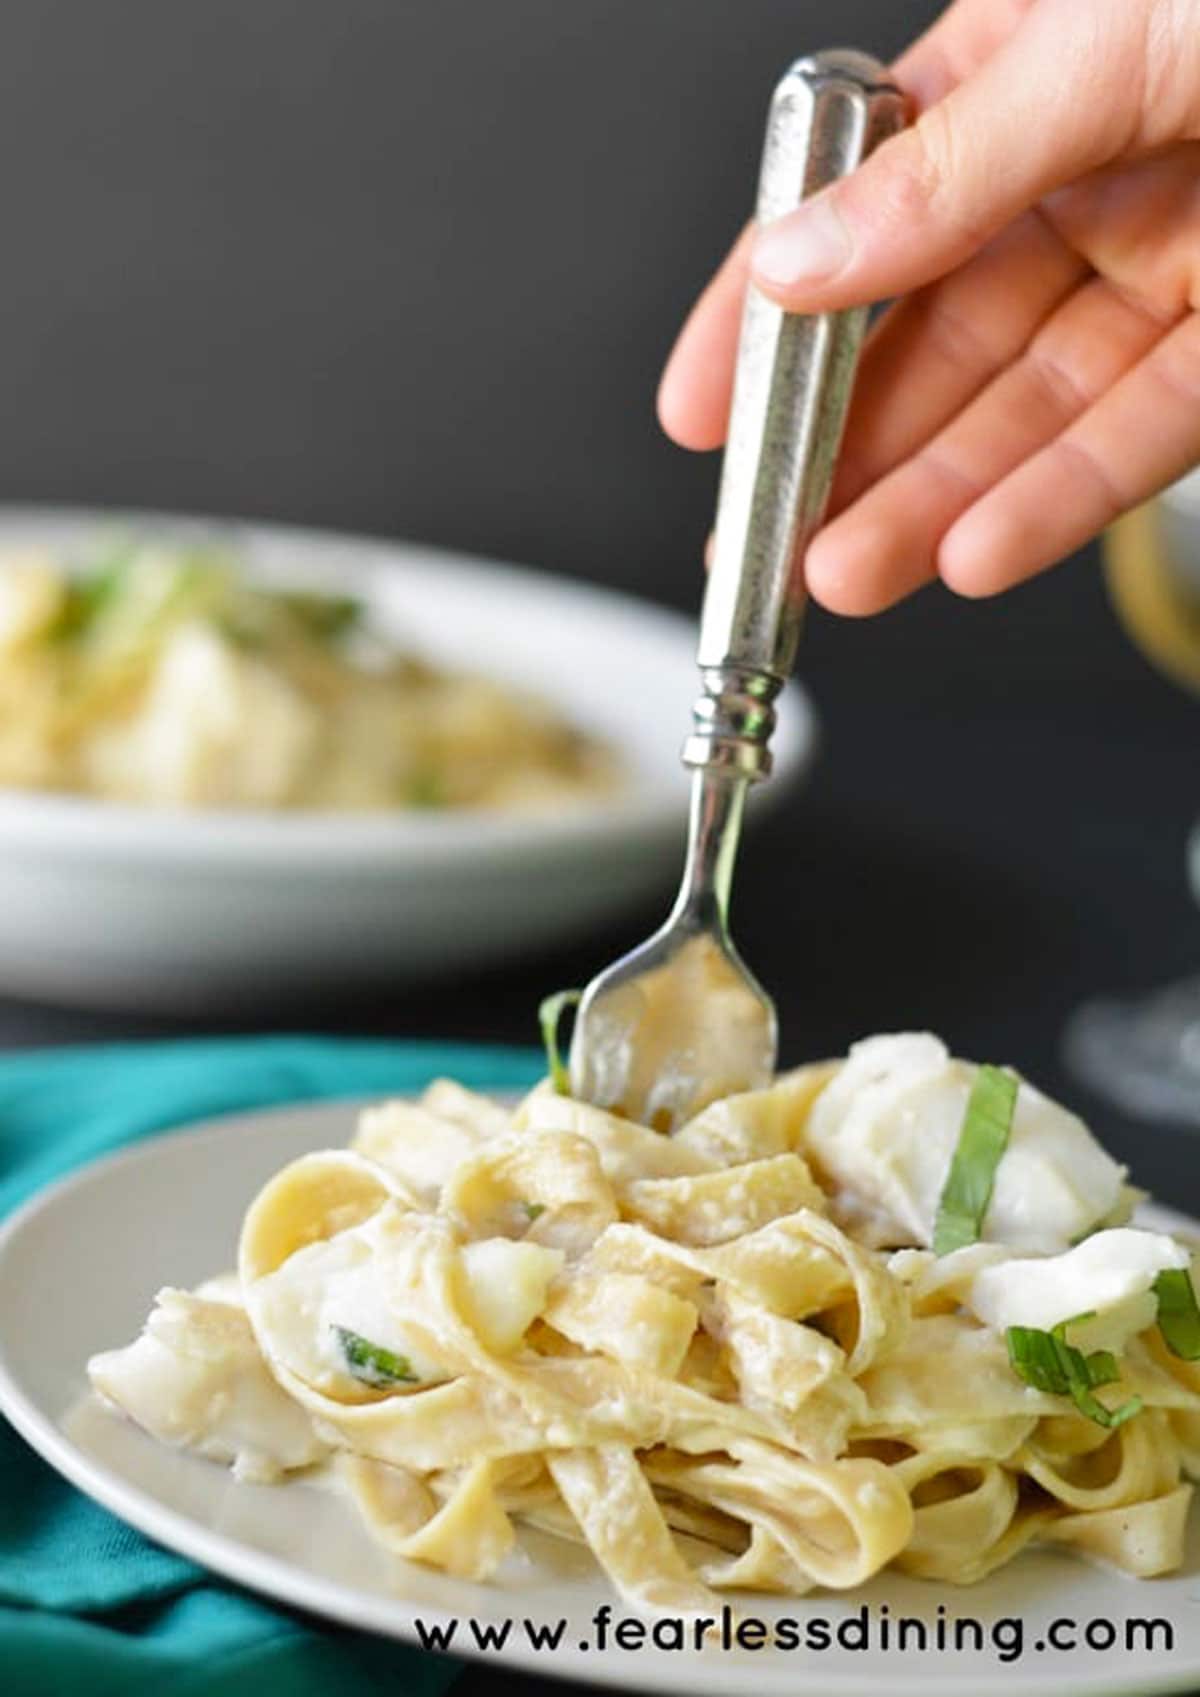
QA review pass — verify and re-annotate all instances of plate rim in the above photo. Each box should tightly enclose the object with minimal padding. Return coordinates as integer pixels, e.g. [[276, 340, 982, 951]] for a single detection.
[[1, 1098, 1197, 1697]]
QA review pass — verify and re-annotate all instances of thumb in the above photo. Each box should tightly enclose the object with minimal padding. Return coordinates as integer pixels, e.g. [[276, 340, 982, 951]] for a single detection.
[[751, 3, 1129, 311]]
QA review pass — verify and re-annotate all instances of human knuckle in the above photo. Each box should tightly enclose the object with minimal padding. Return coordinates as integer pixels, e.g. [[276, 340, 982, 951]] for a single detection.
[[1151, 318, 1200, 406], [1026, 342, 1094, 416], [1054, 436, 1126, 514], [868, 105, 990, 252], [925, 298, 1003, 374]]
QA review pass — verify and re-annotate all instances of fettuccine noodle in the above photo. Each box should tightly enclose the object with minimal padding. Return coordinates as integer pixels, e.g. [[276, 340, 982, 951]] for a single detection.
[[89, 1032, 1200, 1610]]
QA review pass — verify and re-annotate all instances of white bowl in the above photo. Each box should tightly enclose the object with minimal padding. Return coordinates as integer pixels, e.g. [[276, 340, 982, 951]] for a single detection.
[[0, 506, 816, 1012]]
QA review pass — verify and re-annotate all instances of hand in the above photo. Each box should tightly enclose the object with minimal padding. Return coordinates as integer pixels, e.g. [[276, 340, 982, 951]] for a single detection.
[[658, 0, 1200, 614]]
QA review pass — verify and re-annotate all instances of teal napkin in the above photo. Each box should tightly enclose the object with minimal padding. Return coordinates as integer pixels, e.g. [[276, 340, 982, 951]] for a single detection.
[[0, 1036, 544, 1697]]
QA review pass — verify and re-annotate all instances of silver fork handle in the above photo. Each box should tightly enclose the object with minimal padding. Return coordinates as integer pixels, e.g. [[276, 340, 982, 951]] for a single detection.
[[682, 49, 905, 781]]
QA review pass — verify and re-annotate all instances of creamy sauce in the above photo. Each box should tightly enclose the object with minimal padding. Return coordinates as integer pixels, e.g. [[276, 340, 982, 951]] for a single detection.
[[966, 1228, 1188, 1353], [88, 1289, 328, 1481], [807, 1033, 1127, 1251]]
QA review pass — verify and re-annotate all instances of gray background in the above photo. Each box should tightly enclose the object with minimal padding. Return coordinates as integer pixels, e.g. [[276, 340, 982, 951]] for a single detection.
[[0, 0, 1193, 1121], [0, 0, 930, 581]]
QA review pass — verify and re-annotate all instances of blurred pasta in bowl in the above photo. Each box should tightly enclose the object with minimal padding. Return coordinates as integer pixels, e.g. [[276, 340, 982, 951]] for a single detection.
[[0, 538, 618, 813], [0, 507, 815, 1010]]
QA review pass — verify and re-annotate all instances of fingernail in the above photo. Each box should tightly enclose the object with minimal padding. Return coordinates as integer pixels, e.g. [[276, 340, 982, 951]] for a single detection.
[[753, 196, 853, 291]]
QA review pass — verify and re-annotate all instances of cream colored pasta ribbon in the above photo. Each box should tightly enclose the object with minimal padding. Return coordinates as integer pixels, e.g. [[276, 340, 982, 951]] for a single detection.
[[90, 1061, 1200, 1607]]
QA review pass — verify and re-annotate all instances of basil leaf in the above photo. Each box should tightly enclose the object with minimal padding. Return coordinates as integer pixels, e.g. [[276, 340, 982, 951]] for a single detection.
[[1005, 1324, 1066, 1395], [333, 1325, 418, 1387], [1006, 1324, 1141, 1429], [278, 590, 363, 642], [1076, 1346, 1120, 1388], [1154, 1267, 1200, 1359], [1059, 1345, 1141, 1430], [520, 1200, 546, 1223], [403, 770, 444, 809], [538, 989, 581, 1096], [50, 547, 136, 642], [932, 1064, 1019, 1256]]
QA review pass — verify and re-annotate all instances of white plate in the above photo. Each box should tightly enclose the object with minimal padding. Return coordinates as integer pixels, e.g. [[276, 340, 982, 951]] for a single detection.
[[1, 1101, 1199, 1697], [0, 505, 815, 1012]]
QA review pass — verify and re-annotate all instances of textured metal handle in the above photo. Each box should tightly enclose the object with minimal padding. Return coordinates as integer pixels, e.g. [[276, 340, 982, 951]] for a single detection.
[[682, 50, 905, 780]]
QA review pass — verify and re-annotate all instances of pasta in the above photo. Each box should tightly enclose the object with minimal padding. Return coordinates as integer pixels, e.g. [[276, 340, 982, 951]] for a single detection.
[[0, 541, 618, 811], [89, 1031, 1200, 1610]]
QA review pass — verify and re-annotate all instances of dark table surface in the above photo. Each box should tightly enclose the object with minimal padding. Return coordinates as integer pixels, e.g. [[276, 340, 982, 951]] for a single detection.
[[0, 3, 1197, 1692]]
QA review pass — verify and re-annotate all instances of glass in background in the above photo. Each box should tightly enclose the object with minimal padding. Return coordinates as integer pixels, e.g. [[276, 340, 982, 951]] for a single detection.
[[1064, 467, 1200, 1123]]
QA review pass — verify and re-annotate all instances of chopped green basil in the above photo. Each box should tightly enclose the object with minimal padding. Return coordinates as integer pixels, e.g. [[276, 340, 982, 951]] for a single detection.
[[333, 1325, 418, 1387], [49, 548, 136, 642], [278, 590, 363, 642], [932, 1064, 1019, 1256], [403, 770, 445, 809], [520, 1200, 546, 1223], [1154, 1268, 1200, 1359], [1006, 1319, 1142, 1429], [538, 989, 581, 1096], [215, 612, 268, 651]]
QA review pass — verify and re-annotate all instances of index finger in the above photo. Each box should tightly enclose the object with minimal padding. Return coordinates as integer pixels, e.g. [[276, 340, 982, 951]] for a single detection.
[[894, 0, 1039, 109], [657, 0, 1038, 455], [657, 224, 753, 451]]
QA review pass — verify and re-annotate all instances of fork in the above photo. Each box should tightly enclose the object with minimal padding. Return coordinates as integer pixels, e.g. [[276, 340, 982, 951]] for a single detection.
[[568, 49, 905, 1130]]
